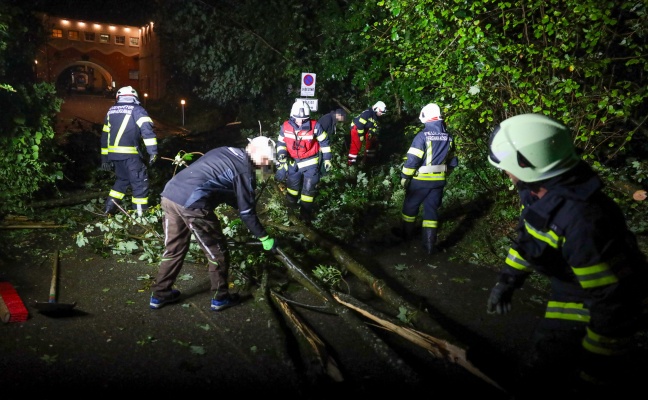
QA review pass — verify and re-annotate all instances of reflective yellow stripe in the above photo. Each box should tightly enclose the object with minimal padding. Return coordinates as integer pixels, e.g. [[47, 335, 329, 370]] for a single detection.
[[582, 327, 629, 356], [524, 221, 563, 248], [402, 167, 416, 176], [300, 194, 314, 203], [136, 116, 153, 127], [571, 262, 618, 288], [422, 220, 437, 228], [505, 248, 533, 272], [143, 137, 157, 146], [109, 146, 139, 154], [402, 213, 416, 223], [544, 301, 590, 322], [296, 158, 318, 169], [132, 197, 148, 205], [407, 147, 424, 158], [287, 188, 299, 196], [108, 190, 125, 199]]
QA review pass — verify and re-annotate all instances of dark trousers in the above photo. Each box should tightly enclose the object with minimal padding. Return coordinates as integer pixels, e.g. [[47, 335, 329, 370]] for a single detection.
[[151, 197, 231, 300], [401, 179, 446, 228], [106, 157, 149, 215], [285, 163, 320, 215]]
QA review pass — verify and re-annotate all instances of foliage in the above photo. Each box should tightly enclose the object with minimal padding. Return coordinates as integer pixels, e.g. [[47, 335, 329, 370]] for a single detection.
[[0, 1, 64, 214], [312, 264, 346, 289]]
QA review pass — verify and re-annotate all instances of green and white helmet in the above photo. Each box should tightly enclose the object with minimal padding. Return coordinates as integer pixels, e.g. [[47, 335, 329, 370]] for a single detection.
[[488, 114, 580, 182]]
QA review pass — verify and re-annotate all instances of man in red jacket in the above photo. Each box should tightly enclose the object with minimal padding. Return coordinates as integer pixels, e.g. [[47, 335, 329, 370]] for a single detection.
[[348, 101, 386, 166], [275, 100, 331, 220]]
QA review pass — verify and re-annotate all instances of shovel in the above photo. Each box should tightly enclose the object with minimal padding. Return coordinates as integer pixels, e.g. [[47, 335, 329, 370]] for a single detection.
[[34, 250, 77, 315]]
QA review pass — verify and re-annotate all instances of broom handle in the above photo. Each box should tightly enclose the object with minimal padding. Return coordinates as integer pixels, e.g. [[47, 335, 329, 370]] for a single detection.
[[48, 250, 58, 303]]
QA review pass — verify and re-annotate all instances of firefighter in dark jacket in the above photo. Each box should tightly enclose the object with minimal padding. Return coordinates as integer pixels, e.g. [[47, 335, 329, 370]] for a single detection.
[[486, 113, 648, 397], [398, 103, 458, 255], [150, 137, 278, 311], [348, 101, 385, 166], [100, 86, 157, 216], [275, 100, 331, 220], [317, 108, 347, 138]]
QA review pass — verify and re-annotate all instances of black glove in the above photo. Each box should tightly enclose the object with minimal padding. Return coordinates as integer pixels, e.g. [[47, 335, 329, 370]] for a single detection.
[[487, 282, 516, 314], [149, 154, 158, 166], [100, 161, 114, 171]]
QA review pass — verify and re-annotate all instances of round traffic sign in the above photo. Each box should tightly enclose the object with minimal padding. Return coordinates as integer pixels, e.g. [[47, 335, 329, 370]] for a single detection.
[[303, 74, 314, 86]]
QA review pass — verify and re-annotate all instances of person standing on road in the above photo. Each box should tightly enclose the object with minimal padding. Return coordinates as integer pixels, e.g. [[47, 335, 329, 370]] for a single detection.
[[348, 101, 386, 166], [150, 137, 278, 311], [485, 113, 648, 397], [275, 100, 331, 220], [100, 86, 157, 217], [396, 103, 457, 255]]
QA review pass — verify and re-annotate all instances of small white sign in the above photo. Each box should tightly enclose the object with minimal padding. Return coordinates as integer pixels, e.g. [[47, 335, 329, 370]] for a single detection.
[[297, 98, 318, 112], [301, 72, 316, 97]]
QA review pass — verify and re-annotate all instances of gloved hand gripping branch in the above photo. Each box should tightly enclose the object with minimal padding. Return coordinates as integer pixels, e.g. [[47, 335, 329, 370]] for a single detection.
[[260, 236, 278, 254], [101, 161, 114, 171], [149, 154, 158, 166]]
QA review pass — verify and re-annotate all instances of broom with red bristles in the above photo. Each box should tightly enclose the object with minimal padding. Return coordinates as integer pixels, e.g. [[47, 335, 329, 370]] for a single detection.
[[0, 281, 29, 323]]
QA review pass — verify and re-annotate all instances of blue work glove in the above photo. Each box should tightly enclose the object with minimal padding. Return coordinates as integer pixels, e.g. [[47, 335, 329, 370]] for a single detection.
[[324, 160, 332, 172], [486, 282, 516, 314], [260, 236, 278, 254], [149, 154, 158, 166], [100, 161, 114, 171], [400, 178, 411, 190]]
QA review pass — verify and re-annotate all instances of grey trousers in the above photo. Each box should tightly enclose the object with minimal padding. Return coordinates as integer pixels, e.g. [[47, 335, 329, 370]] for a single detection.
[[151, 197, 230, 300]]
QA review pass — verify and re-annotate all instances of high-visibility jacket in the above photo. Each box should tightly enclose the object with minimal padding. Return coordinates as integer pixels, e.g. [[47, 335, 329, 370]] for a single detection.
[[277, 118, 331, 170], [101, 100, 157, 162], [497, 161, 648, 383], [401, 120, 458, 183]]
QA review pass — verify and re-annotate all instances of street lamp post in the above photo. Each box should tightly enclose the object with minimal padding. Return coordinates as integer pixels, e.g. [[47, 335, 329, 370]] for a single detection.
[[181, 99, 186, 126]]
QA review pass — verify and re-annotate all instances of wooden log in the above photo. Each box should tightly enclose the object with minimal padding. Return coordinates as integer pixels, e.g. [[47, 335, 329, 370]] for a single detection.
[[269, 290, 344, 384], [27, 190, 108, 209], [273, 247, 422, 385], [269, 208, 464, 347], [332, 291, 507, 393]]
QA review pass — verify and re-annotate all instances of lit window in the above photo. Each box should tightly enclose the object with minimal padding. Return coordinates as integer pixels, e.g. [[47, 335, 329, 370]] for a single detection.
[[129, 37, 139, 46], [115, 35, 126, 45], [68, 30, 80, 40], [52, 29, 63, 38], [84, 32, 95, 41], [100, 34, 110, 43]]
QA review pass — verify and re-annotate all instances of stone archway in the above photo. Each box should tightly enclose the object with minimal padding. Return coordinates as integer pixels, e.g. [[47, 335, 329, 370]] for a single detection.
[[53, 60, 115, 96]]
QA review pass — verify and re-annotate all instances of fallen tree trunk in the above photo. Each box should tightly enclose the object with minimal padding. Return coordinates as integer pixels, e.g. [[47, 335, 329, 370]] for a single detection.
[[273, 247, 421, 385], [269, 290, 344, 384], [270, 211, 463, 347], [27, 190, 108, 209], [332, 290, 507, 393]]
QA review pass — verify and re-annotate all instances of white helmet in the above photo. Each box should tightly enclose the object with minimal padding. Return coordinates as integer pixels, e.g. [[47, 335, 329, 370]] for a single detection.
[[247, 136, 276, 163], [116, 86, 139, 100], [372, 101, 387, 114], [488, 114, 580, 182], [290, 100, 310, 119], [419, 103, 441, 123]]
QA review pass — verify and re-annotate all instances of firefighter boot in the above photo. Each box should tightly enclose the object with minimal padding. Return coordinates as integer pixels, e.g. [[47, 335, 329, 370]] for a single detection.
[[104, 198, 120, 216], [422, 227, 437, 255]]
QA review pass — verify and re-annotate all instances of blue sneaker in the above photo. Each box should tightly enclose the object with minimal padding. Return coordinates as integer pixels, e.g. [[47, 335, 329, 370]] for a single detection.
[[210, 293, 240, 311], [149, 289, 181, 309]]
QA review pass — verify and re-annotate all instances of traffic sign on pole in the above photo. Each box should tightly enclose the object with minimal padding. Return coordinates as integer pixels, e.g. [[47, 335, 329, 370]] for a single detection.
[[301, 72, 316, 97], [296, 98, 318, 112]]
